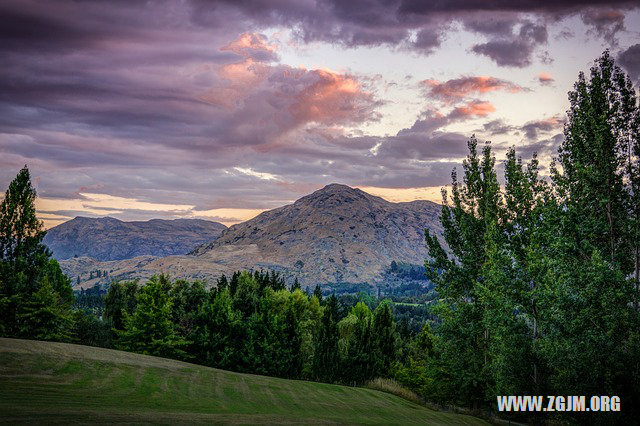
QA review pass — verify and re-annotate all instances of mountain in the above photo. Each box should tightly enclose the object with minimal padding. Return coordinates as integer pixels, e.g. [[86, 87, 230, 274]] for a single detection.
[[60, 184, 443, 290], [191, 184, 443, 286], [44, 217, 227, 261]]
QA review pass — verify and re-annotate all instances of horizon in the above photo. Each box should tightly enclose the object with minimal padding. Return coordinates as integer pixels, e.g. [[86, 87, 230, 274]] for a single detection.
[[1, 1, 639, 229]]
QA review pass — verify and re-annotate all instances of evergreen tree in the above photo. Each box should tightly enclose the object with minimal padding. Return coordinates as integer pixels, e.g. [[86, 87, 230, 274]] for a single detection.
[[104, 281, 139, 330], [193, 287, 240, 369], [290, 277, 301, 292], [116, 275, 187, 358], [17, 276, 72, 341], [372, 301, 395, 377], [313, 284, 323, 303], [313, 294, 339, 382]]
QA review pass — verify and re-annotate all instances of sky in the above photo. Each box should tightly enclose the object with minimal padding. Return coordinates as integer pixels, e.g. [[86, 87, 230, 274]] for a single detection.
[[1, 1, 640, 228]]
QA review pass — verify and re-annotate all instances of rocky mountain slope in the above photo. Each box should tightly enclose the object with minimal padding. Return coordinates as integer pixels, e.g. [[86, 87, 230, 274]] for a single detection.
[[192, 184, 443, 285], [60, 184, 444, 290], [45, 217, 226, 261]]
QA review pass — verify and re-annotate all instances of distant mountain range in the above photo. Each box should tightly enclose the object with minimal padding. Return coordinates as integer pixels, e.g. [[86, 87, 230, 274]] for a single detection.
[[44, 217, 226, 261], [57, 184, 444, 290]]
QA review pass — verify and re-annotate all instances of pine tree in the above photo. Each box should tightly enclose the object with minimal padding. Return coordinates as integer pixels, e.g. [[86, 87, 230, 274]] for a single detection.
[[313, 284, 323, 303], [116, 275, 187, 358], [313, 295, 339, 382], [104, 281, 139, 330], [193, 287, 240, 369], [372, 301, 395, 376], [17, 276, 72, 341], [290, 277, 301, 292]]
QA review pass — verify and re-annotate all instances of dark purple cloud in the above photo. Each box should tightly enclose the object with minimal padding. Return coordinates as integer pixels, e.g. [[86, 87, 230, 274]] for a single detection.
[[581, 8, 626, 46], [187, 0, 637, 57], [521, 116, 565, 140], [471, 21, 548, 67], [618, 44, 640, 83], [482, 119, 516, 136]]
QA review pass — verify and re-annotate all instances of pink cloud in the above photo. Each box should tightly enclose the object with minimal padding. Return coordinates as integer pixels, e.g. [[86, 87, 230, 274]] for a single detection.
[[290, 69, 380, 126], [450, 100, 496, 118], [538, 71, 554, 85], [422, 76, 522, 103]]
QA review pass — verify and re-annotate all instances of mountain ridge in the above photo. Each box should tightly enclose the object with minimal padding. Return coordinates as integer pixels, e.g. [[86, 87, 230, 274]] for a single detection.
[[58, 184, 444, 289], [44, 217, 227, 261]]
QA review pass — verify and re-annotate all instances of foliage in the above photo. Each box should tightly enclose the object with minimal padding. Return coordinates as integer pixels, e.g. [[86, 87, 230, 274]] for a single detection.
[[0, 166, 74, 340], [115, 275, 188, 359], [403, 52, 640, 422]]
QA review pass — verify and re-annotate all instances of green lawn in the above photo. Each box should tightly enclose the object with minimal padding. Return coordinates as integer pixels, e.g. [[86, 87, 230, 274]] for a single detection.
[[0, 338, 487, 425]]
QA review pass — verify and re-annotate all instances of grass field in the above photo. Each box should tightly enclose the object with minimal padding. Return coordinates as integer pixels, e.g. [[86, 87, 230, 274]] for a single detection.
[[0, 338, 488, 425]]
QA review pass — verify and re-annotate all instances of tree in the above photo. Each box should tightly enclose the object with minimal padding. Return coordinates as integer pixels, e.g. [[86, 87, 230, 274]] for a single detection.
[[372, 301, 395, 376], [116, 275, 187, 359], [290, 277, 301, 292], [170, 279, 206, 342], [0, 166, 73, 339], [193, 287, 241, 369], [544, 52, 640, 419], [338, 301, 376, 385], [104, 280, 139, 330], [424, 136, 499, 408], [313, 295, 339, 382], [313, 284, 323, 303], [71, 309, 113, 348], [16, 276, 72, 341], [553, 51, 633, 271]]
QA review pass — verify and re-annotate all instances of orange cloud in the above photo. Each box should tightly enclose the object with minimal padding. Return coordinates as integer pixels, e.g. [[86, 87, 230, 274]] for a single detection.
[[199, 34, 276, 109], [451, 100, 496, 117], [290, 69, 379, 126], [221, 32, 277, 60], [423, 76, 522, 102], [538, 71, 554, 84]]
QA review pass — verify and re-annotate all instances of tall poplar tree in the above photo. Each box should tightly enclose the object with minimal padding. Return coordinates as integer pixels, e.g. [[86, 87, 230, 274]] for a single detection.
[[424, 136, 500, 407], [0, 166, 73, 338]]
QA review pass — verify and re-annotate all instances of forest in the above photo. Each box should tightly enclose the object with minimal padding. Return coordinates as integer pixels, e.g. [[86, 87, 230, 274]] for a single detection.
[[1, 52, 639, 424]]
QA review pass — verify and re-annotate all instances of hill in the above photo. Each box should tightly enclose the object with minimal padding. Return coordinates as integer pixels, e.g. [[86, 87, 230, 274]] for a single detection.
[[44, 217, 227, 261], [59, 184, 443, 290], [0, 338, 487, 425], [192, 184, 443, 286]]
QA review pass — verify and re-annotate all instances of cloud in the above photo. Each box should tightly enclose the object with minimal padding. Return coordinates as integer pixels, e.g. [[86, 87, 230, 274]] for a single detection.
[[513, 133, 564, 159], [221, 32, 278, 62], [449, 100, 496, 118], [191, 0, 638, 58], [618, 44, 640, 83], [538, 71, 555, 85], [581, 8, 626, 46], [471, 20, 548, 67], [482, 119, 516, 136], [422, 76, 523, 103], [521, 115, 564, 140], [1, 0, 638, 223]]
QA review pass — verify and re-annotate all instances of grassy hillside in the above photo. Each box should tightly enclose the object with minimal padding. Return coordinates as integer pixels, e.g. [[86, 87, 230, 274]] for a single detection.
[[0, 338, 487, 425]]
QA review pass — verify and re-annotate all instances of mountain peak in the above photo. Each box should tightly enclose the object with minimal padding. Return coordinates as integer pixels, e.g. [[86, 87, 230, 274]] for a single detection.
[[296, 183, 383, 208]]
